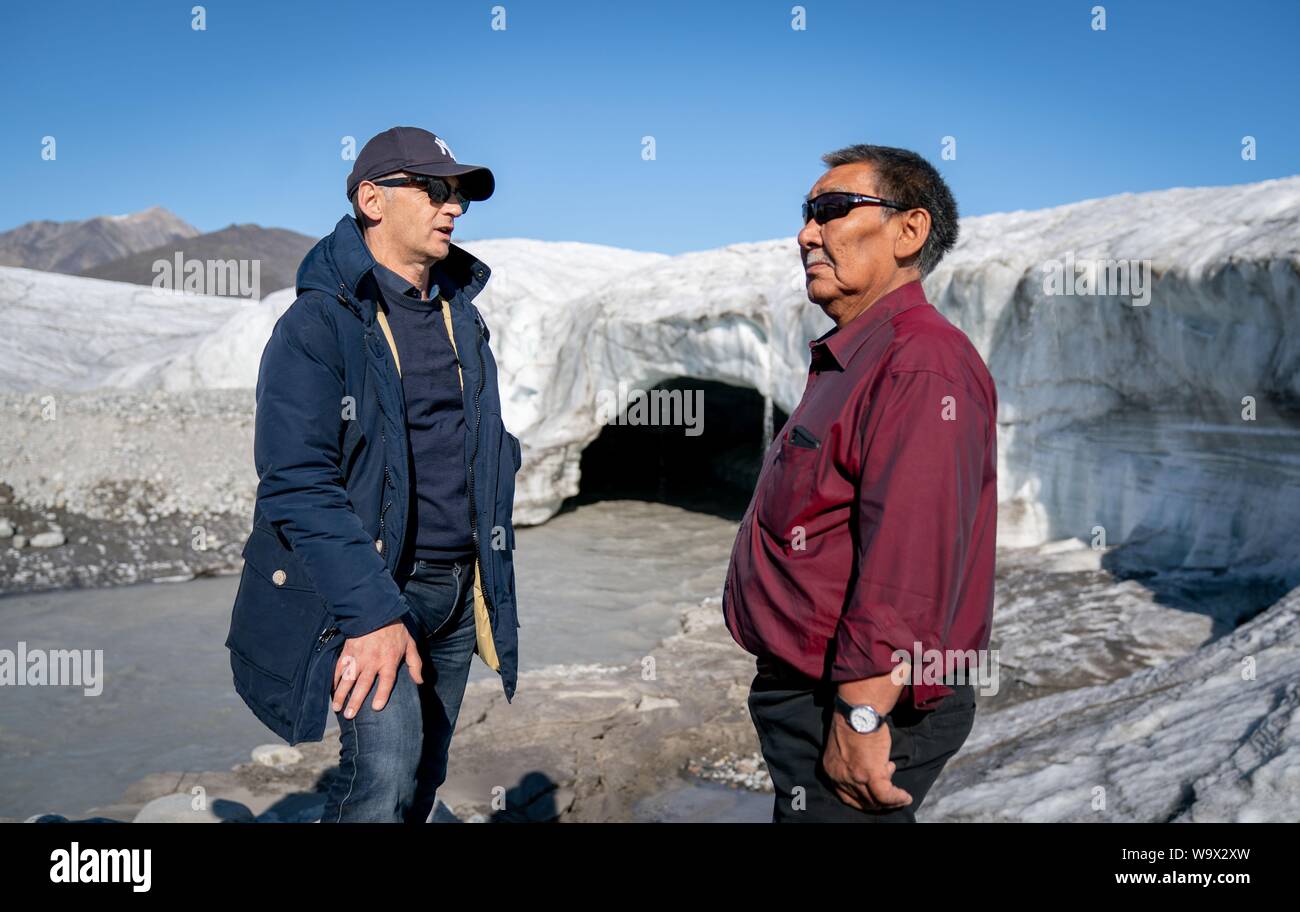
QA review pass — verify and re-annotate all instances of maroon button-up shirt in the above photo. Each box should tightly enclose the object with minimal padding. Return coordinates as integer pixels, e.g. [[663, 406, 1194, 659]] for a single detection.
[[723, 279, 997, 711]]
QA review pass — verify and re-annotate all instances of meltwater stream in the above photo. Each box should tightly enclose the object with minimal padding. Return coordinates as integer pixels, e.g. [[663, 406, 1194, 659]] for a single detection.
[[0, 500, 738, 820]]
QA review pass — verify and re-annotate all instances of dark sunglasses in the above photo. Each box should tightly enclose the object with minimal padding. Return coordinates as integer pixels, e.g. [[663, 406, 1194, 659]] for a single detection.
[[370, 175, 471, 211], [802, 191, 908, 225]]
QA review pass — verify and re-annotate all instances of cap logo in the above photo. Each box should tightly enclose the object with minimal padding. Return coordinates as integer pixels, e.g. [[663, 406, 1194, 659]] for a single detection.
[[434, 137, 455, 161]]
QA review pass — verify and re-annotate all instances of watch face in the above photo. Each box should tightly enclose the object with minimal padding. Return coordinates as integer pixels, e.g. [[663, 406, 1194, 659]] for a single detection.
[[849, 706, 880, 733]]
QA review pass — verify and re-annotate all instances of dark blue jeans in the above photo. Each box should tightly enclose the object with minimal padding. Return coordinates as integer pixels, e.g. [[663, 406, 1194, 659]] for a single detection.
[[320, 556, 478, 823]]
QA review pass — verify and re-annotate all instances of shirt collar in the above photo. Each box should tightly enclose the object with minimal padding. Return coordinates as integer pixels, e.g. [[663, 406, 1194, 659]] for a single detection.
[[371, 261, 442, 308], [809, 279, 929, 370]]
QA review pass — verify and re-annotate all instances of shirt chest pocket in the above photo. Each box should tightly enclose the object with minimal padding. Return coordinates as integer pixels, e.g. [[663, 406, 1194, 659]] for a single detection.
[[755, 427, 823, 544]]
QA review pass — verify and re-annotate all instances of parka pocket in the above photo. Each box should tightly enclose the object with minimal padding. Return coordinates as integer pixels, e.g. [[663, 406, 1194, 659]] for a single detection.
[[340, 418, 366, 481], [507, 431, 522, 472], [226, 525, 330, 699]]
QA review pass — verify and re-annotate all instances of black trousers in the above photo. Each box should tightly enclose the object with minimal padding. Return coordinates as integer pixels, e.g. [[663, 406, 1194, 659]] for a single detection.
[[747, 656, 976, 822]]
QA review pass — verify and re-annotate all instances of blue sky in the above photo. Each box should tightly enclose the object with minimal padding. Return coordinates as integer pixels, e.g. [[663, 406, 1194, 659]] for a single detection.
[[2, 0, 1297, 253]]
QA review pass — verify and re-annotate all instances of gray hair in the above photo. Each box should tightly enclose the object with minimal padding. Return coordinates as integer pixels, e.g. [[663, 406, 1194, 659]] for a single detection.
[[350, 173, 402, 230]]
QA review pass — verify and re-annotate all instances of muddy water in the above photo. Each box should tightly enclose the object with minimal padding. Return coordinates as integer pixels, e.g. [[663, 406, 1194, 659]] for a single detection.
[[0, 500, 739, 820]]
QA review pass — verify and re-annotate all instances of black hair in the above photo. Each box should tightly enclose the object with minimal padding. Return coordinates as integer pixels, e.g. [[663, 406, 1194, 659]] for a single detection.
[[821, 144, 959, 276]]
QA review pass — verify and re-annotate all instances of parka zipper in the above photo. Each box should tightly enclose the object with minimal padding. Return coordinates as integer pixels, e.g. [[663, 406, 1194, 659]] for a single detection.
[[292, 621, 342, 739], [465, 313, 494, 616], [379, 436, 394, 554], [338, 282, 401, 566], [316, 624, 340, 651]]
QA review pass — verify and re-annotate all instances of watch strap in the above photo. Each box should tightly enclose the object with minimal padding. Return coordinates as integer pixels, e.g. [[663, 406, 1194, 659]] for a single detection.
[[834, 694, 882, 732]]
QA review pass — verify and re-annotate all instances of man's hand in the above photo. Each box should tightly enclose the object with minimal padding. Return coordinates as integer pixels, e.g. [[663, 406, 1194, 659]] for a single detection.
[[331, 620, 423, 719], [821, 666, 911, 811], [822, 712, 912, 811]]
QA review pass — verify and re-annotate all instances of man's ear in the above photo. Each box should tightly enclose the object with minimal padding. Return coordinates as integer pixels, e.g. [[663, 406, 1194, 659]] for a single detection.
[[355, 182, 385, 226], [893, 208, 931, 264]]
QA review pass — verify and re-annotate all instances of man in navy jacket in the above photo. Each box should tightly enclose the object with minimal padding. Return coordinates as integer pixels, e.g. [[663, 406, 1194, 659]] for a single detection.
[[225, 127, 523, 823]]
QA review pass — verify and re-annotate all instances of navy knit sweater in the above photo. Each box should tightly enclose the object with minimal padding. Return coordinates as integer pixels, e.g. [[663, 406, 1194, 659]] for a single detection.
[[371, 262, 474, 561]]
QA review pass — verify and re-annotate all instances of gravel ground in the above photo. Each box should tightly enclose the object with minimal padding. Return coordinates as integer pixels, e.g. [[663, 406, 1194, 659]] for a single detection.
[[1, 390, 256, 593]]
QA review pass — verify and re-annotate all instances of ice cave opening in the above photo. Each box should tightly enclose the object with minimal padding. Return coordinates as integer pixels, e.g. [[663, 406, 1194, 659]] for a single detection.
[[566, 377, 788, 519]]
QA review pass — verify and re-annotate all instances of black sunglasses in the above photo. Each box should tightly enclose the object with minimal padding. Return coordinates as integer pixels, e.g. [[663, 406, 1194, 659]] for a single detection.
[[370, 175, 471, 211], [802, 191, 909, 225]]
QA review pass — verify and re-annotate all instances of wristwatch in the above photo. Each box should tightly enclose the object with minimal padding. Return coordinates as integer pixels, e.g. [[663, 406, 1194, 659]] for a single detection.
[[834, 694, 884, 734]]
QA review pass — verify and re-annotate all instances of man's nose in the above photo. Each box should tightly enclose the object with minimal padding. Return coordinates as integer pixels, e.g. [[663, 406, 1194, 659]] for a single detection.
[[797, 217, 821, 252]]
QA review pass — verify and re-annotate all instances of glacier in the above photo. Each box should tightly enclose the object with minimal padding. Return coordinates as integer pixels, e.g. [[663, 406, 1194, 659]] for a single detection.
[[926, 581, 1300, 823], [2, 176, 1298, 581], [3, 176, 1299, 822]]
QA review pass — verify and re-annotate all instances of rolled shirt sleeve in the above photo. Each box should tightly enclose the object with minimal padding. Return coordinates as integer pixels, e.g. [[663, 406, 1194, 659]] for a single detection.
[[831, 367, 991, 708]]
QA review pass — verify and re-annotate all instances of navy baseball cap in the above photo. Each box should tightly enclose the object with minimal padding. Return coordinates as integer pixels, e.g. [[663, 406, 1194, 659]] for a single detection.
[[346, 126, 495, 202]]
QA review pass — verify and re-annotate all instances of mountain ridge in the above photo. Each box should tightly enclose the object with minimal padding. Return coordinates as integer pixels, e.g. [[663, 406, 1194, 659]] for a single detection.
[[0, 207, 199, 273]]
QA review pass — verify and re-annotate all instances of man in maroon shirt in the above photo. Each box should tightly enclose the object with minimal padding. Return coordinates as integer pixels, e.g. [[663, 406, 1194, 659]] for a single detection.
[[723, 144, 997, 822]]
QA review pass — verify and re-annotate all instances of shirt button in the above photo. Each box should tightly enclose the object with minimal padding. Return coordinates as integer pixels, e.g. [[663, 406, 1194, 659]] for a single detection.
[[272, 569, 287, 587]]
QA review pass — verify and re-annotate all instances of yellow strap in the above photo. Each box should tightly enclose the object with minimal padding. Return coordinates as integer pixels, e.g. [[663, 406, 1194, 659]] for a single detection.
[[375, 305, 402, 377], [437, 299, 502, 674], [376, 294, 501, 673]]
